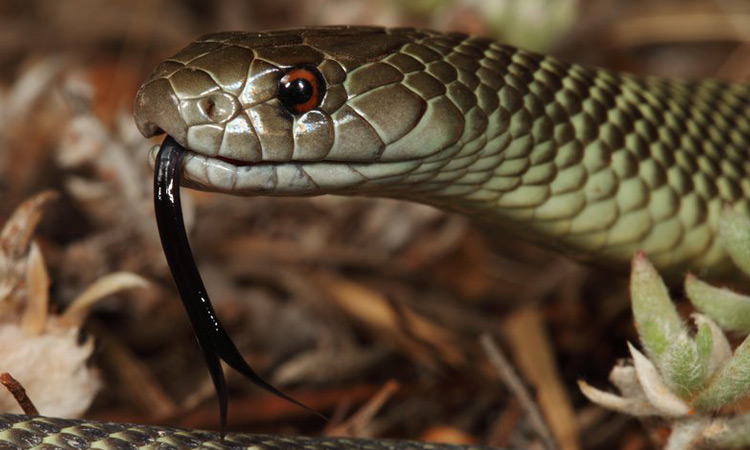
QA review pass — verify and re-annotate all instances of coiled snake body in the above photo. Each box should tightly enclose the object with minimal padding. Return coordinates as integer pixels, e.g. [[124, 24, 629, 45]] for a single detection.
[[5, 26, 749, 449], [0, 413, 495, 450]]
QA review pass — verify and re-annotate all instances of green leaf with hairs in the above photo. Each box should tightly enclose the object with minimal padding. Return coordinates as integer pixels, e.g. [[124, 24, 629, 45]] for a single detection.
[[630, 252, 687, 361], [692, 333, 750, 411], [659, 333, 708, 398], [686, 274, 750, 332], [720, 208, 750, 276], [694, 317, 713, 364], [693, 313, 732, 374]]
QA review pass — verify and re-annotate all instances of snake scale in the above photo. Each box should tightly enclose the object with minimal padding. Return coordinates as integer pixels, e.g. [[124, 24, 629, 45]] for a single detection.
[[5, 26, 750, 449]]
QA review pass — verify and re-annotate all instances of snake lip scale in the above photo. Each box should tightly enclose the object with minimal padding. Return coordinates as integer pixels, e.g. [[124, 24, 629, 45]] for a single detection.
[[145, 143, 420, 197]]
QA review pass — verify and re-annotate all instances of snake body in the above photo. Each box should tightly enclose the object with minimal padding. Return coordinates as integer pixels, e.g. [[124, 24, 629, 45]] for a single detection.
[[135, 26, 750, 275], [0, 413, 491, 450]]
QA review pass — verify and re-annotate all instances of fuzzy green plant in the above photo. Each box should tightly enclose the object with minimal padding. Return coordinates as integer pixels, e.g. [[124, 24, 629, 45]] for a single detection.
[[580, 209, 750, 449]]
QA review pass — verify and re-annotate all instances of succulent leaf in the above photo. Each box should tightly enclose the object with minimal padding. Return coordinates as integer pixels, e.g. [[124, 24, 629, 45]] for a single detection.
[[630, 253, 686, 362], [660, 334, 708, 398], [686, 274, 750, 332], [720, 208, 750, 276], [692, 333, 750, 411], [629, 342, 691, 417], [578, 379, 659, 416], [692, 313, 731, 374]]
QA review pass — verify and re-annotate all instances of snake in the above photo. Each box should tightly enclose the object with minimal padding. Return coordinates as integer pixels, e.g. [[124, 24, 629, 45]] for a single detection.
[[5, 26, 750, 449], [134, 26, 750, 276]]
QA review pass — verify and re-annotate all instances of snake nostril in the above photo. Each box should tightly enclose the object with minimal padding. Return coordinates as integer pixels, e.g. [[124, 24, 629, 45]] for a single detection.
[[198, 93, 236, 123], [204, 97, 216, 119]]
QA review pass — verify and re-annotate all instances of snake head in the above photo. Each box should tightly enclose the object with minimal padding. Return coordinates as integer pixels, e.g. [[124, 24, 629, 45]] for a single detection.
[[135, 26, 474, 196]]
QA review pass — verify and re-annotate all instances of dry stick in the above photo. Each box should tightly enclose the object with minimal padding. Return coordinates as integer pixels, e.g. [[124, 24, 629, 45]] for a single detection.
[[502, 308, 580, 450], [479, 334, 558, 450], [0, 373, 38, 416], [89, 321, 178, 419], [324, 380, 400, 437], [713, 0, 750, 78], [609, 12, 750, 48]]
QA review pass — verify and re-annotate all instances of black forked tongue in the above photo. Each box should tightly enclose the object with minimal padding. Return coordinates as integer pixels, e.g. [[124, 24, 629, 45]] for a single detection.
[[153, 136, 325, 438]]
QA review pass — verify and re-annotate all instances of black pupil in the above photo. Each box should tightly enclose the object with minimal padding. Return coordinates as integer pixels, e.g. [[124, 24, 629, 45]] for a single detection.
[[280, 77, 313, 106]]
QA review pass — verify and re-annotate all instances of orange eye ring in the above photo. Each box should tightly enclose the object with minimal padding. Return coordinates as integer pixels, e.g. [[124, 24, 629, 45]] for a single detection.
[[278, 66, 325, 115]]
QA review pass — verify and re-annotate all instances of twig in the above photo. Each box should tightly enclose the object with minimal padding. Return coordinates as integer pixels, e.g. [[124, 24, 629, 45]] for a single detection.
[[609, 12, 750, 48], [324, 379, 400, 437], [479, 334, 558, 450], [0, 372, 38, 415], [501, 308, 580, 450], [712, 0, 750, 79], [89, 321, 178, 419]]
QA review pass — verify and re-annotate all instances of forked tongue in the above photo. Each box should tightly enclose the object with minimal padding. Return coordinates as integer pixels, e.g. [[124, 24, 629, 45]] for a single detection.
[[153, 136, 324, 436]]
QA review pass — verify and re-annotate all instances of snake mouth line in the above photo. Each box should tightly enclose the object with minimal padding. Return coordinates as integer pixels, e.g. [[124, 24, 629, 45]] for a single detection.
[[148, 141, 422, 195], [149, 144, 378, 168], [216, 156, 255, 167]]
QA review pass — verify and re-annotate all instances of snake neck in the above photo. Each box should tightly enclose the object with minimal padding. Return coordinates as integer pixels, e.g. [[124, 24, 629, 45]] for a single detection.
[[380, 37, 750, 275]]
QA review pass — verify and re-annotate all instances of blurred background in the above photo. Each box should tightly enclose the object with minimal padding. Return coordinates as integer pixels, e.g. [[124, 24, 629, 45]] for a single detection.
[[0, 1, 748, 449]]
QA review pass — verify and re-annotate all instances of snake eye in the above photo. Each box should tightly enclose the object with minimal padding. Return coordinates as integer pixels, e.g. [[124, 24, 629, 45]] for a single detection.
[[278, 66, 325, 115]]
